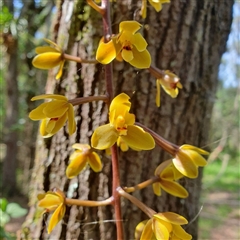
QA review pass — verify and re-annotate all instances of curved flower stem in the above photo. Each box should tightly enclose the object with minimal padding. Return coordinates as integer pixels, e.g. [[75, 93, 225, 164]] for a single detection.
[[136, 122, 178, 155], [118, 187, 156, 218], [68, 95, 109, 106], [123, 176, 159, 193], [87, 0, 105, 15], [65, 197, 113, 207], [148, 65, 165, 79], [63, 53, 98, 64]]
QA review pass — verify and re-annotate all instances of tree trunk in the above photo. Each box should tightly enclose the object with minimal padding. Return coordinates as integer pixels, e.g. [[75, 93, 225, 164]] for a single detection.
[[22, 0, 233, 239]]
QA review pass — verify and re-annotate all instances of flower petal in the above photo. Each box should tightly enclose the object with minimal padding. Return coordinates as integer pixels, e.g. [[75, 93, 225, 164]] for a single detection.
[[35, 46, 59, 54], [173, 225, 192, 240], [48, 204, 66, 234], [119, 21, 141, 34], [154, 212, 188, 225], [109, 93, 131, 120], [55, 60, 65, 80], [129, 47, 151, 69], [159, 179, 188, 198], [29, 102, 48, 120], [49, 113, 68, 136], [66, 153, 88, 178], [88, 152, 102, 172], [148, 0, 162, 12], [121, 49, 134, 62], [72, 144, 90, 151], [31, 94, 68, 101], [43, 100, 69, 118], [153, 217, 170, 239], [140, 219, 155, 240], [152, 182, 162, 196], [32, 52, 62, 69], [96, 39, 116, 64], [181, 145, 209, 155], [38, 194, 61, 209], [173, 150, 198, 178], [67, 104, 76, 135], [121, 125, 155, 150], [91, 124, 118, 150], [185, 149, 207, 167], [133, 33, 148, 51]]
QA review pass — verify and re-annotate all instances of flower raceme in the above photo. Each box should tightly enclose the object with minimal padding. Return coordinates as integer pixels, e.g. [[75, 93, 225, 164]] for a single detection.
[[135, 212, 192, 240], [32, 39, 65, 80], [96, 21, 151, 69], [29, 94, 76, 138], [66, 144, 102, 179], [38, 189, 66, 234], [141, 0, 171, 18], [152, 160, 188, 198], [156, 70, 183, 107], [91, 93, 155, 151]]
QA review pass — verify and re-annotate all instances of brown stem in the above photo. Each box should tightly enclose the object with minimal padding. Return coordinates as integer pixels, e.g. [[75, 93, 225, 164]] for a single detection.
[[136, 122, 179, 155], [124, 177, 159, 193], [148, 65, 165, 79], [118, 187, 156, 218], [63, 53, 97, 64], [101, 1, 123, 239], [68, 95, 109, 106], [65, 197, 113, 207]]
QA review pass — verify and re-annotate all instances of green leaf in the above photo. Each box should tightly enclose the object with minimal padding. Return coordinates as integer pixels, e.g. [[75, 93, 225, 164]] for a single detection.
[[0, 210, 10, 226], [6, 203, 27, 218], [0, 198, 8, 212]]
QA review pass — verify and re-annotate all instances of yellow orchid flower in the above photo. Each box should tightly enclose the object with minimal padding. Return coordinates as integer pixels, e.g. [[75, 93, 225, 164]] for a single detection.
[[66, 143, 102, 179], [32, 39, 65, 80], [173, 145, 209, 179], [96, 21, 151, 69], [152, 160, 188, 198], [135, 212, 192, 240], [91, 93, 155, 150], [141, 0, 171, 18], [38, 189, 66, 234], [29, 94, 76, 138], [156, 70, 183, 107]]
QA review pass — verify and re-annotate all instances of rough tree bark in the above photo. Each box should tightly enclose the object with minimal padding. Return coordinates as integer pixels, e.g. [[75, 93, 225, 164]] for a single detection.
[[22, 0, 233, 239]]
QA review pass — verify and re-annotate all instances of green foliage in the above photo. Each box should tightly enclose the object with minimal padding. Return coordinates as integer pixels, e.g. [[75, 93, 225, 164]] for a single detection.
[[0, 198, 27, 227], [0, 198, 27, 239]]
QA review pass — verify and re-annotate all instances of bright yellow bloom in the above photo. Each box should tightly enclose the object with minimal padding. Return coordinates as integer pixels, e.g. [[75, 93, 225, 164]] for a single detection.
[[29, 94, 76, 138], [141, 0, 170, 18], [32, 39, 65, 80], [173, 145, 209, 178], [66, 144, 102, 179], [135, 212, 192, 240], [96, 21, 151, 69], [152, 160, 188, 198], [91, 93, 155, 150], [38, 189, 66, 234], [156, 70, 182, 107]]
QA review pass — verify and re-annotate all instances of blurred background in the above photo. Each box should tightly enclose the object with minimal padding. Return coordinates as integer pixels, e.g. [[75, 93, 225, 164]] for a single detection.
[[0, 0, 239, 239]]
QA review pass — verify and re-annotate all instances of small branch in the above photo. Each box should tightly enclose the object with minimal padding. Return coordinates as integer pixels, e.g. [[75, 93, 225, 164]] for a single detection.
[[124, 177, 158, 193], [65, 197, 113, 207], [87, 0, 105, 15], [68, 95, 109, 106], [118, 187, 156, 218], [63, 53, 98, 64]]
